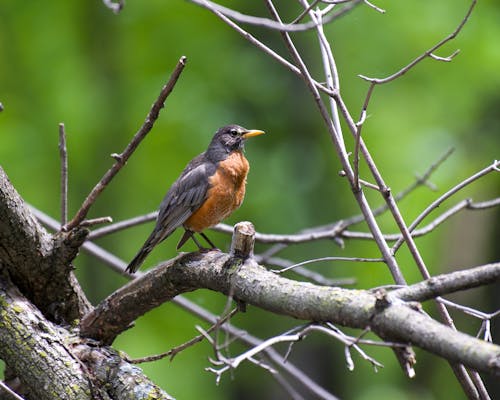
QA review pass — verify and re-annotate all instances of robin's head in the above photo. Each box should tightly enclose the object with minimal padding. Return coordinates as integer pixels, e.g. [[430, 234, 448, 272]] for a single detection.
[[207, 125, 265, 160]]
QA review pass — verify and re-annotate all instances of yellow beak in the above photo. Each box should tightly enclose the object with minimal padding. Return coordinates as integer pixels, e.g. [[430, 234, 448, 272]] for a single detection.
[[242, 129, 265, 139]]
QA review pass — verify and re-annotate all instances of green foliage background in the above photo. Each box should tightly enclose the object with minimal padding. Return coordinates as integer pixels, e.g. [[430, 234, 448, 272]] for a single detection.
[[0, 1, 499, 398]]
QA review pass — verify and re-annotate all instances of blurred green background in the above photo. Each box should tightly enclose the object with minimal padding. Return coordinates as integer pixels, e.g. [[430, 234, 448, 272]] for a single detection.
[[1, 0, 499, 398]]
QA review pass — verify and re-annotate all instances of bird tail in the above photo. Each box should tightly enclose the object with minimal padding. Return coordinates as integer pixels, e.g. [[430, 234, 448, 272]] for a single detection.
[[126, 227, 170, 274], [125, 243, 153, 274]]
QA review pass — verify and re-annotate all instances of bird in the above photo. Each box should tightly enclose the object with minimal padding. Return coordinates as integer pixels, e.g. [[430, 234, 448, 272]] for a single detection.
[[125, 124, 265, 273]]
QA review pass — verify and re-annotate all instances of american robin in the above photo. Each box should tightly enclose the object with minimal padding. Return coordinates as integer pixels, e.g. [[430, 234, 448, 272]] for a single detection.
[[126, 124, 265, 273]]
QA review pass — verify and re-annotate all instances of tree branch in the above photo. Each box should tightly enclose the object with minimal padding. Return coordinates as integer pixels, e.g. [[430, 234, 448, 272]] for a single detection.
[[394, 263, 500, 302], [0, 167, 91, 323], [0, 274, 91, 400], [79, 230, 500, 375]]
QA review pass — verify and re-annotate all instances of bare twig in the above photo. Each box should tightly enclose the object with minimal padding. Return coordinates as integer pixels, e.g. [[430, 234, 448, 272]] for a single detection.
[[393, 263, 500, 302], [79, 216, 113, 228], [353, 82, 374, 190], [358, 0, 476, 84], [88, 211, 157, 239], [63, 56, 188, 231], [438, 298, 500, 343], [195, 0, 336, 99], [342, 196, 500, 241], [271, 256, 384, 274], [189, 0, 354, 32], [392, 159, 500, 253], [0, 380, 25, 400], [58, 123, 68, 227], [363, 0, 385, 14], [429, 49, 461, 62], [127, 308, 238, 364]]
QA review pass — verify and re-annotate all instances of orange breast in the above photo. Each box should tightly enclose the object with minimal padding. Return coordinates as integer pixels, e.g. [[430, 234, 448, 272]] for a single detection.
[[184, 151, 250, 232]]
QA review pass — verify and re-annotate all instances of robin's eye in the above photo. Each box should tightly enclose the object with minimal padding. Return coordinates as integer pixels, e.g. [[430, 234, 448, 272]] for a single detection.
[[229, 129, 238, 136]]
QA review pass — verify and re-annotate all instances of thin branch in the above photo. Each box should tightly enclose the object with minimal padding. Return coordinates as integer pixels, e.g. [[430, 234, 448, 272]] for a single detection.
[[0, 380, 25, 400], [213, 220, 346, 244], [392, 159, 500, 253], [271, 256, 384, 274], [79, 216, 113, 227], [171, 298, 337, 400], [353, 82, 375, 190], [259, 256, 356, 286], [88, 211, 157, 239], [346, 147, 455, 226], [358, 0, 476, 84], [429, 49, 461, 62], [58, 123, 68, 227], [393, 263, 500, 302], [63, 56, 188, 231], [127, 308, 238, 364], [342, 196, 500, 242], [196, 1, 335, 98], [188, 0, 354, 32], [363, 0, 385, 14]]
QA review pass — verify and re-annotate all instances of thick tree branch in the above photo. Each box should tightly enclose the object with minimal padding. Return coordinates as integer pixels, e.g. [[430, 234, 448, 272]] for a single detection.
[[0, 272, 174, 400], [80, 238, 500, 375], [0, 167, 91, 323], [0, 274, 91, 400]]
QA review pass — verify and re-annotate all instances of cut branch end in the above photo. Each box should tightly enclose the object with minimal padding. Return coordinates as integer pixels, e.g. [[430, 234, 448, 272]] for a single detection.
[[230, 222, 256, 259]]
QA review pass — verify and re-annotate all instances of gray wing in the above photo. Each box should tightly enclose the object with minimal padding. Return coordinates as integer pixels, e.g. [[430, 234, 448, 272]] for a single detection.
[[125, 153, 215, 273], [155, 153, 215, 242]]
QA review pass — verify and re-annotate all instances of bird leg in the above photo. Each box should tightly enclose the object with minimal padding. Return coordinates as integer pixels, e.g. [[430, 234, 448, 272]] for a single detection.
[[177, 230, 195, 250], [199, 232, 217, 249], [177, 229, 217, 251]]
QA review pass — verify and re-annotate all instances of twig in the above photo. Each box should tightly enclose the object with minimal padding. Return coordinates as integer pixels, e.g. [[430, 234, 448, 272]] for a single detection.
[[358, 0, 476, 84], [213, 221, 346, 244], [258, 256, 356, 286], [438, 298, 500, 343], [393, 263, 500, 302], [196, 0, 335, 99], [271, 256, 384, 274], [353, 83, 375, 190], [63, 56, 188, 231], [58, 123, 68, 227], [311, 324, 384, 370], [88, 211, 157, 239], [342, 197, 500, 242], [0, 380, 25, 400], [127, 308, 238, 364], [189, 0, 352, 32], [363, 0, 385, 13], [79, 216, 113, 228], [312, 8, 346, 153], [392, 160, 500, 253], [207, 322, 386, 384], [346, 147, 455, 227], [429, 49, 461, 62]]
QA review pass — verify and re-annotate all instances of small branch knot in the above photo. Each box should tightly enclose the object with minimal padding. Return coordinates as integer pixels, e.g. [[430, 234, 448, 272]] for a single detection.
[[230, 221, 255, 259]]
